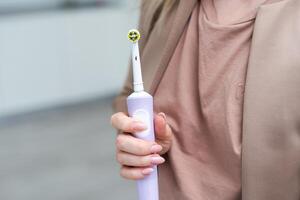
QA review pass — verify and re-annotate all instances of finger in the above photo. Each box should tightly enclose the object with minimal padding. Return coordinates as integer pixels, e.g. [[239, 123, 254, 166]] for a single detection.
[[116, 152, 165, 167], [116, 133, 163, 155], [120, 166, 154, 180], [154, 112, 173, 141], [111, 112, 147, 132]]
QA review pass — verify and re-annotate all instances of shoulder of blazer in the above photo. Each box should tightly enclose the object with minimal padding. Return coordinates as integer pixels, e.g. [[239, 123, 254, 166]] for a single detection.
[[139, 0, 165, 52]]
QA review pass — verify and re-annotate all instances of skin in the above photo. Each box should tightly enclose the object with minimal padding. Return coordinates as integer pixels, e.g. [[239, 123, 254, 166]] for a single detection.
[[110, 112, 173, 180]]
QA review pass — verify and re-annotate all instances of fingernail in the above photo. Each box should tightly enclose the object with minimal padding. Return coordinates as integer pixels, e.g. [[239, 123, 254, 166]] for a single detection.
[[158, 112, 167, 120], [132, 122, 147, 131], [151, 156, 165, 165], [142, 168, 154, 175], [150, 145, 162, 153]]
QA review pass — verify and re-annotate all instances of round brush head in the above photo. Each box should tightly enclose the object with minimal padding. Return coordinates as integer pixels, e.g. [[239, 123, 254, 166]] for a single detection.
[[128, 29, 141, 43]]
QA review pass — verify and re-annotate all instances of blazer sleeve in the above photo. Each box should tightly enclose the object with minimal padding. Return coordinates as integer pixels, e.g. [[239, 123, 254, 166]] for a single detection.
[[112, 0, 164, 113]]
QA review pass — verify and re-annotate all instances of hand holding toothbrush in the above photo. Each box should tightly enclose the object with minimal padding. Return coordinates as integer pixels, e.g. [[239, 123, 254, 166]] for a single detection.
[[111, 29, 172, 200], [111, 111, 173, 180]]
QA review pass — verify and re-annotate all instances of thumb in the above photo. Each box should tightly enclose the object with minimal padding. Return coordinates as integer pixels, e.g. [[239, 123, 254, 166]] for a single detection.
[[154, 112, 173, 155]]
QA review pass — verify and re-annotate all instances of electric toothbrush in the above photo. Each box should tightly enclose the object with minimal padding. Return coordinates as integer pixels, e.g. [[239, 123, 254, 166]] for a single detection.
[[126, 29, 159, 200]]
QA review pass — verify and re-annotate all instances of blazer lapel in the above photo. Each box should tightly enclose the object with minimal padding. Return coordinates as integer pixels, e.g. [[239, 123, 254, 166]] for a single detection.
[[242, 0, 300, 199], [147, 0, 198, 95]]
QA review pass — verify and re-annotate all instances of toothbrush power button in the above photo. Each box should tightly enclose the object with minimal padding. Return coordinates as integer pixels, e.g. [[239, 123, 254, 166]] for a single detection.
[[132, 109, 150, 138]]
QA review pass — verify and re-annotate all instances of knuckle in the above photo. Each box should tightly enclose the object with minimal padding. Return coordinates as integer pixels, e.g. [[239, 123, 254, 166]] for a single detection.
[[116, 153, 123, 164], [120, 168, 127, 179], [111, 112, 124, 127], [166, 125, 173, 138], [110, 113, 117, 125], [115, 135, 125, 149]]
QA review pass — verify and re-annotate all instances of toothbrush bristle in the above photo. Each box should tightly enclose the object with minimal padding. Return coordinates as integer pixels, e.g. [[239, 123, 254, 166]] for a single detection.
[[128, 29, 141, 43]]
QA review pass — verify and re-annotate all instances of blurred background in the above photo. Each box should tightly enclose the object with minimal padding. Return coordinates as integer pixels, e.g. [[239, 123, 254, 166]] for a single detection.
[[0, 0, 139, 199]]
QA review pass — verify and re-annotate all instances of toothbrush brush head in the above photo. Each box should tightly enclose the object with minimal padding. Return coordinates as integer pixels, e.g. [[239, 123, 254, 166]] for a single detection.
[[128, 29, 141, 43]]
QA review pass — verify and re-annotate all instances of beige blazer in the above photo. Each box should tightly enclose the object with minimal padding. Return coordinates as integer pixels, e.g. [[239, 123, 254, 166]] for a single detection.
[[113, 0, 300, 199]]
